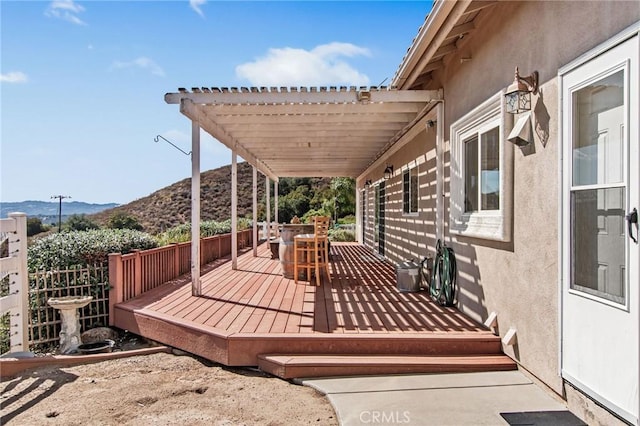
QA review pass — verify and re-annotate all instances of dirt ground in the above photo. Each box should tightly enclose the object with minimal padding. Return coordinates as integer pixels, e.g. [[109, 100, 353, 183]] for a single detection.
[[0, 352, 338, 425]]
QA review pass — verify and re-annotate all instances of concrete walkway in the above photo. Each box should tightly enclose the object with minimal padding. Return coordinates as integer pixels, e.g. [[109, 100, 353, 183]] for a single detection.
[[300, 370, 582, 426]]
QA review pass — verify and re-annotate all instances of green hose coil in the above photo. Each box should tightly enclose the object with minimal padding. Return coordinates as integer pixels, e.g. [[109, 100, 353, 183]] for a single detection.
[[430, 240, 457, 306]]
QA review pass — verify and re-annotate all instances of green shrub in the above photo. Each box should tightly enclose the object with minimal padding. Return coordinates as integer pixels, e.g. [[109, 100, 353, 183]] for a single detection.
[[328, 228, 356, 242], [155, 218, 252, 245], [301, 209, 331, 224], [337, 215, 356, 225], [65, 214, 100, 231], [28, 229, 157, 271], [107, 212, 144, 231], [27, 217, 50, 236]]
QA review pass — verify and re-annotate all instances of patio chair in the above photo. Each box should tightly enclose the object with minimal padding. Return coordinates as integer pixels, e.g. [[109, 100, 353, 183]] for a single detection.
[[293, 216, 331, 286]]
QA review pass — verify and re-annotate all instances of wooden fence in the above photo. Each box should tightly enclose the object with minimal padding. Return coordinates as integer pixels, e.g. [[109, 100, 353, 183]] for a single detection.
[[109, 229, 253, 324]]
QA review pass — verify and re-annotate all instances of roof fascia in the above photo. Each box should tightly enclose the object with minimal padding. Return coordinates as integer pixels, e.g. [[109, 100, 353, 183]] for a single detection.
[[392, 0, 471, 89]]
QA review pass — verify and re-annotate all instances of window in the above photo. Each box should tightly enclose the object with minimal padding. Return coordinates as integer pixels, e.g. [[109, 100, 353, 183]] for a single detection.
[[450, 92, 513, 241], [403, 167, 418, 214], [464, 126, 500, 212]]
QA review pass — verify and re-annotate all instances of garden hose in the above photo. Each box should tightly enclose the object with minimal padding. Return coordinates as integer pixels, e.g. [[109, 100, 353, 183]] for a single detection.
[[430, 240, 457, 306]]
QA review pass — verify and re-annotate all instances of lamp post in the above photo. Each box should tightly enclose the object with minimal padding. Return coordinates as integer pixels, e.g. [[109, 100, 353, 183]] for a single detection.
[[51, 195, 71, 232]]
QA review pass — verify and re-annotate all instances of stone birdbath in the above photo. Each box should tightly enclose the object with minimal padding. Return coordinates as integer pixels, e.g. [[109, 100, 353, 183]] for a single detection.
[[47, 295, 93, 354]]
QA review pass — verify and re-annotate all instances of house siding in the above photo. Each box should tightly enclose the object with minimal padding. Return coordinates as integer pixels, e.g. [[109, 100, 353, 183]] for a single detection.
[[361, 0, 639, 403]]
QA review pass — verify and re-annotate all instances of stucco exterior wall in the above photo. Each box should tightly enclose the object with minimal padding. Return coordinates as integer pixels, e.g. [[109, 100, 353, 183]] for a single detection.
[[435, 0, 638, 394], [361, 129, 438, 264], [361, 0, 638, 397]]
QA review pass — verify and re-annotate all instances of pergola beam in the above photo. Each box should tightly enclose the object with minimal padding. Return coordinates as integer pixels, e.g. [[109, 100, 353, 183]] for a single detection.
[[213, 113, 418, 125], [165, 89, 440, 105], [228, 129, 397, 138], [202, 102, 426, 115], [220, 122, 405, 131]]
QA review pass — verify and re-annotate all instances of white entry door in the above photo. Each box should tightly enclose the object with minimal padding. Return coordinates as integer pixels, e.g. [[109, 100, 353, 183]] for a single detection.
[[561, 31, 639, 425]]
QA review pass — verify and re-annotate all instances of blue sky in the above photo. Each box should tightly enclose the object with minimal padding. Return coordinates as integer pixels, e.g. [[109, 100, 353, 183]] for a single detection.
[[1, 0, 431, 204]]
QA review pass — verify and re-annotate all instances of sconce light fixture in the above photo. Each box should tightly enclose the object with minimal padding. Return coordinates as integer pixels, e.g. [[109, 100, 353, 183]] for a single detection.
[[365, 179, 372, 187], [384, 164, 394, 180], [504, 67, 538, 114]]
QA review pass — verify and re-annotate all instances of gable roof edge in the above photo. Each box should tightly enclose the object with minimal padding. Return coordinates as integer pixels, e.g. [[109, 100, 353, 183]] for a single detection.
[[392, 0, 472, 89]]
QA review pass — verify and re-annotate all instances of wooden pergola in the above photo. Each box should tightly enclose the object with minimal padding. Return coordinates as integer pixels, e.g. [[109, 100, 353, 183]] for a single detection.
[[164, 86, 442, 295]]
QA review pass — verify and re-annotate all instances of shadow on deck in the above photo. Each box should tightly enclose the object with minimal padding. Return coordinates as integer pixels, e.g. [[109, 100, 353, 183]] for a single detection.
[[113, 243, 515, 378]]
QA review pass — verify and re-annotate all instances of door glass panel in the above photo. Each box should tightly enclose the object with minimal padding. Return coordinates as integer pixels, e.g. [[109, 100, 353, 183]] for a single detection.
[[481, 126, 500, 210], [572, 70, 624, 186], [571, 188, 626, 304]]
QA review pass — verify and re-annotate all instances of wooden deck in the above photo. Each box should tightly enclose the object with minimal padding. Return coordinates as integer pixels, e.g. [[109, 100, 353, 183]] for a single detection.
[[113, 243, 515, 377]]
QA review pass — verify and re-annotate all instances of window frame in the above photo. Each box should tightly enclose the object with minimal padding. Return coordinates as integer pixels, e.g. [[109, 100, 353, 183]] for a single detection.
[[450, 91, 513, 242], [402, 166, 419, 216]]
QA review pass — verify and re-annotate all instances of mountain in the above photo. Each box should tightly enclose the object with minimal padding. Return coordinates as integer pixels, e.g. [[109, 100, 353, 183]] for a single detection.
[[90, 162, 332, 235], [1, 200, 119, 220]]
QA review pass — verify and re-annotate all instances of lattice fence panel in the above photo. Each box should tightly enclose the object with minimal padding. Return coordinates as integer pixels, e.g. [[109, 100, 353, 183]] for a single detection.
[[28, 264, 109, 349]]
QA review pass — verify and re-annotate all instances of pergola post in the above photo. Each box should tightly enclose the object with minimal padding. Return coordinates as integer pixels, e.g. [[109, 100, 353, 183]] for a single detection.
[[191, 119, 201, 296], [231, 151, 238, 270], [274, 181, 279, 226], [355, 189, 362, 244], [265, 177, 271, 239], [252, 166, 257, 257]]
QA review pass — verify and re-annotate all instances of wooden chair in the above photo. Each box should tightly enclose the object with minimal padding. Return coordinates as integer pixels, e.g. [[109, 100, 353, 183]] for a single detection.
[[293, 216, 331, 286]]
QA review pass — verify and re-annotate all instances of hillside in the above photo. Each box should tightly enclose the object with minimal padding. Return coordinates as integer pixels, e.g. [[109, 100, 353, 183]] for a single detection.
[[90, 162, 332, 235]]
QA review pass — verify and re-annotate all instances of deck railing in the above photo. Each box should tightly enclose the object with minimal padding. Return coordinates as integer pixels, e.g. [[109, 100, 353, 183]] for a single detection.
[[108, 229, 254, 325]]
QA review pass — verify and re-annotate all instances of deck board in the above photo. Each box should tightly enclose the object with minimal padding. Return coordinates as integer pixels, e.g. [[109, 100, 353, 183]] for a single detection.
[[114, 242, 498, 367]]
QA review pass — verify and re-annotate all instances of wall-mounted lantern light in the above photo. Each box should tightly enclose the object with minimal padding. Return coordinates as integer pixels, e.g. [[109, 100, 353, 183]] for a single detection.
[[384, 164, 394, 180], [504, 67, 538, 114]]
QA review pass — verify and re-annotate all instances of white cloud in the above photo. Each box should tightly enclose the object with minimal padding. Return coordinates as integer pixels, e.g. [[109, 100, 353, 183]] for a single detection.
[[235, 42, 371, 87], [110, 57, 166, 77], [0, 71, 28, 84], [45, 0, 87, 26], [190, 0, 206, 18]]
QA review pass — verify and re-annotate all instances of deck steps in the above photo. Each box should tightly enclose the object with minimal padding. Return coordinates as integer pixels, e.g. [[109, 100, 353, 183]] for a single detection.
[[258, 354, 517, 379]]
